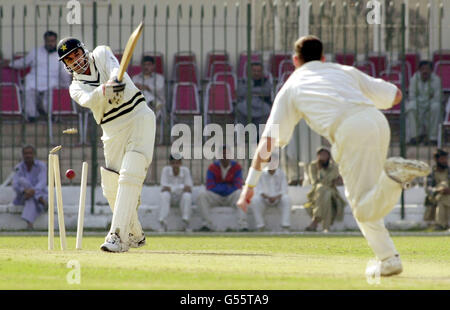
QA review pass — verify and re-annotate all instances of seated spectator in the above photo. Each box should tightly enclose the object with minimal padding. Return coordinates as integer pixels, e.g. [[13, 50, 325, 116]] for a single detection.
[[158, 154, 193, 232], [247, 153, 291, 231], [236, 62, 273, 128], [12, 145, 47, 230], [9, 31, 71, 122], [132, 56, 165, 115], [424, 149, 450, 231], [406, 60, 442, 146], [304, 147, 346, 232], [197, 145, 244, 231]]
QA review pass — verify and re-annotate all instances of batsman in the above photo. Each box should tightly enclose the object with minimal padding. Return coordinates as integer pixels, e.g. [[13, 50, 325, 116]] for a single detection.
[[57, 28, 154, 252]]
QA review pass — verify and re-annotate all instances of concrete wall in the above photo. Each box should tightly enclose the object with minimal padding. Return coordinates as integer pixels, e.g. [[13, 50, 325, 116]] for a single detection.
[[0, 185, 430, 232]]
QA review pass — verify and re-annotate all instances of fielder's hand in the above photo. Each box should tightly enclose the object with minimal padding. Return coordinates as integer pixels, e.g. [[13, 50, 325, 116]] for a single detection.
[[237, 185, 254, 213], [103, 76, 125, 106]]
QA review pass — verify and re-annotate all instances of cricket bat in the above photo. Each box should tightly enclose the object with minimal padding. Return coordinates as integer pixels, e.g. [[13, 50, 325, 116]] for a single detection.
[[116, 21, 144, 82]]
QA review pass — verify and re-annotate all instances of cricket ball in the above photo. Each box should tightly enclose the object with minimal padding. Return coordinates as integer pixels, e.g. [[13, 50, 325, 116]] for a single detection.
[[65, 169, 76, 179]]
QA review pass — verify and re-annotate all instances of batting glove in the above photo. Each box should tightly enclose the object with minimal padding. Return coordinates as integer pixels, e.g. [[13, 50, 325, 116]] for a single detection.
[[103, 77, 125, 106]]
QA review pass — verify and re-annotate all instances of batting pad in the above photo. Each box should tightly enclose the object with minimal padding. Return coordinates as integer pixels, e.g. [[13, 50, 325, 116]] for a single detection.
[[108, 151, 147, 243]]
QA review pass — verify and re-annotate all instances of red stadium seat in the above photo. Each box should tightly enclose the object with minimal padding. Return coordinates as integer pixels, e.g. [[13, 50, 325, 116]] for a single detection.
[[213, 72, 237, 101], [353, 60, 376, 77], [170, 82, 200, 128], [380, 70, 401, 85], [405, 52, 420, 73], [50, 88, 82, 144], [127, 65, 142, 77], [388, 61, 411, 88], [174, 62, 198, 85], [278, 59, 295, 79], [0, 66, 20, 84], [432, 50, 450, 64], [368, 54, 387, 77], [434, 61, 450, 92], [209, 62, 233, 80], [269, 52, 291, 79], [173, 51, 196, 65], [204, 81, 233, 125], [205, 51, 229, 79], [237, 52, 262, 80], [0, 83, 22, 117], [335, 53, 355, 66]]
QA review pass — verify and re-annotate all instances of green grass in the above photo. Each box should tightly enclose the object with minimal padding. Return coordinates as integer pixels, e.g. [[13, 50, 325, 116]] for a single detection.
[[0, 234, 449, 289]]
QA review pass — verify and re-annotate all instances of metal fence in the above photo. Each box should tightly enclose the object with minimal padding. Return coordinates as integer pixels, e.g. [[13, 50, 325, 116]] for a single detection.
[[0, 0, 449, 215]]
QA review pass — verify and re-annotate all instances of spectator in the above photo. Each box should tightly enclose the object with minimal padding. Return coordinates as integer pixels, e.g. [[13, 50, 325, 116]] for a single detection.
[[9, 31, 71, 122], [197, 145, 244, 231], [158, 154, 193, 232], [304, 147, 346, 232], [424, 149, 450, 231], [406, 60, 442, 146], [247, 153, 291, 231], [12, 145, 47, 230], [132, 56, 165, 115], [236, 62, 273, 128]]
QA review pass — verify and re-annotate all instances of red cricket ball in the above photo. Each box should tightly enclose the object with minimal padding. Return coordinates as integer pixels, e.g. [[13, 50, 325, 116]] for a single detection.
[[65, 169, 76, 179]]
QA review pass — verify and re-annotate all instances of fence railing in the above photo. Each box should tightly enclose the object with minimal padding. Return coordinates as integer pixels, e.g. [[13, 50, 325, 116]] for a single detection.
[[0, 0, 448, 216]]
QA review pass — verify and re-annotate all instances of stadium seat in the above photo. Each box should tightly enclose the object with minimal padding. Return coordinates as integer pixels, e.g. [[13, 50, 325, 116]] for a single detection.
[[438, 99, 450, 147], [237, 51, 262, 80], [269, 52, 291, 80], [114, 50, 123, 63], [405, 52, 420, 73], [209, 62, 233, 80], [334, 53, 355, 66], [353, 60, 376, 77], [0, 66, 20, 84], [205, 51, 229, 79], [278, 59, 295, 79], [170, 82, 200, 128], [432, 50, 450, 64], [388, 61, 411, 88], [434, 61, 450, 92], [213, 72, 237, 101], [13, 53, 30, 80], [172, 51, 197, 81], [143, 52, 164, 75], [275, 71, 294, 95], [49, 88, 82, 144], [204, 81, 233, 125], [0, 82, 22, 119], [127, 65, 142, 77], [174, 62, 198, 85], [368, 54, 387, 77], [380, 70, 402, 85]]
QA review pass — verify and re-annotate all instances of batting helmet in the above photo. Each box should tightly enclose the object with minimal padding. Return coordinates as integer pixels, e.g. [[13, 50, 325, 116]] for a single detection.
[[57, 37, 90, 74]]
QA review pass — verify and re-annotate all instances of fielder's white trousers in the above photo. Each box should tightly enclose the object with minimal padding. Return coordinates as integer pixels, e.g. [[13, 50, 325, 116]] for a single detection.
[[159, 191, 193, 223], [249, 195, 291, 229], [331, 107, 402, 260]]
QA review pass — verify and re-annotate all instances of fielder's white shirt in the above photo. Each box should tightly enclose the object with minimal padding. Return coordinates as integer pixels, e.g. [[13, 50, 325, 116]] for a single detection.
[[255, 169, 288, 197], [69, 45, 151, 139], [10, 46, 71, 91], [262, 61, 398, 147], [160, 166, 193, 195]]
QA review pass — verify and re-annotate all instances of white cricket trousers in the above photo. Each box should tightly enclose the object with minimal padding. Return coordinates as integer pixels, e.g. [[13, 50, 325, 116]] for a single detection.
[[102, 106, 156, 242], [250, 195, 291, 229], [159, 191, 193, 223], [331, 107, 402, 260]]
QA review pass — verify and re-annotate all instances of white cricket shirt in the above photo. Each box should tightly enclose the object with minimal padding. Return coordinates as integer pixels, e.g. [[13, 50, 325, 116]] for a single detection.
[[255, 169, 289, 197], [262, 61, 398, 147], [160, 166, 193, 195]]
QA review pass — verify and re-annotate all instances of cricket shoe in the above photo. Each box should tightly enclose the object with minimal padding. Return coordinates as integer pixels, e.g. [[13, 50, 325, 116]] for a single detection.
[[384, 157, 431, 188], [100, 233, 129, 253], [366, 254, 403, 277], [128, 232, 146, 248]]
